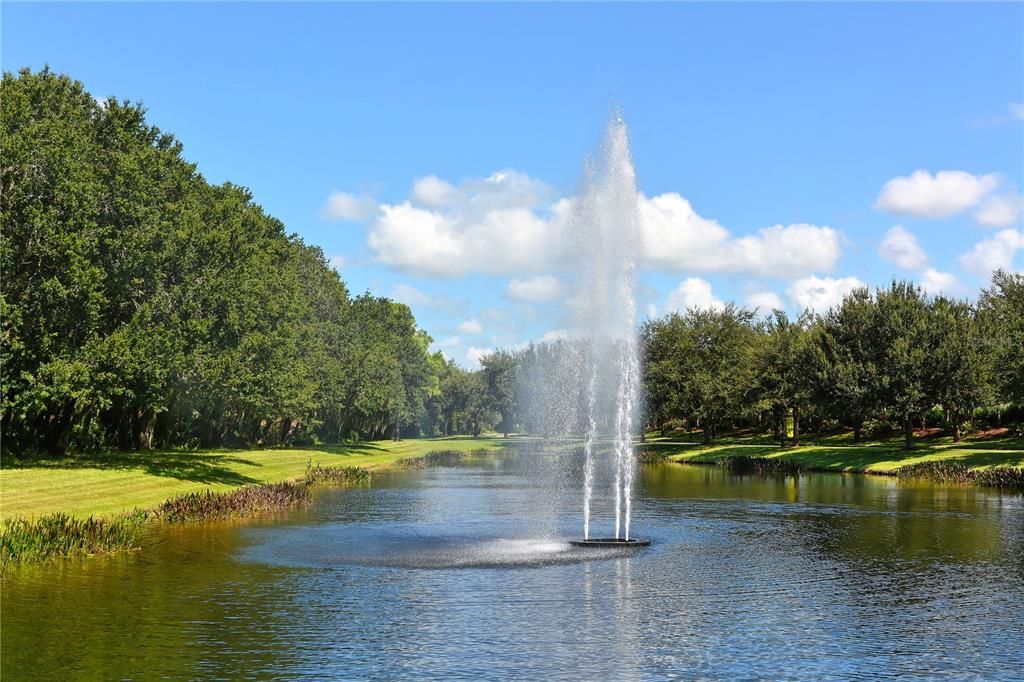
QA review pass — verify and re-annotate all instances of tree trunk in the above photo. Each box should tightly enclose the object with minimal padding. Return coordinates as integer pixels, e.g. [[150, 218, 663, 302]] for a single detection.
[[777, 407, 786, 447], [853, 422, 862, 444], [952, 411, 962, 443], [903, 413, 915, 451], [792, 405, 800, 447], [703, 421, 712, 444]]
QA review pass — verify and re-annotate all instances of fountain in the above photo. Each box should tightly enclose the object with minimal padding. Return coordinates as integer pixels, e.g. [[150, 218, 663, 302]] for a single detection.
[[565, 113, 647, 548]]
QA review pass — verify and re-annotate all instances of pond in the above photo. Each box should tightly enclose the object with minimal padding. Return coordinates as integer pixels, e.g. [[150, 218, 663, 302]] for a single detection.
[[3, 456, 1023, 680]]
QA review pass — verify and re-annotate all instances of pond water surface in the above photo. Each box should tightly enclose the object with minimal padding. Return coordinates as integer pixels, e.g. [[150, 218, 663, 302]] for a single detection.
[[3, 457, 1023, 680]]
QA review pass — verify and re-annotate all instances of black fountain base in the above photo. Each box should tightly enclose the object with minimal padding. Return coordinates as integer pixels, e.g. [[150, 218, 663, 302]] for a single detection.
[[570, 538, 650, 548]]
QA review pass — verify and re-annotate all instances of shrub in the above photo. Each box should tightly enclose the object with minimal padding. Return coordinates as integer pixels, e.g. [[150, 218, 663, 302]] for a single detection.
[[154, 482, 310, 522], [1, 511, 146, 565], [718, 455, 806, 476], [304, 462, 371, 486], [400, 450, 465, 468], [894, 461, 1024, 489]]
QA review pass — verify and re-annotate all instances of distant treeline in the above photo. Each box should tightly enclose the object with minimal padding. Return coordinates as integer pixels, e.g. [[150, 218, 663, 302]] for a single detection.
[[1, 68, 502, 454], [470, 272, 1024, 451], [642, 275, 1023, 449]]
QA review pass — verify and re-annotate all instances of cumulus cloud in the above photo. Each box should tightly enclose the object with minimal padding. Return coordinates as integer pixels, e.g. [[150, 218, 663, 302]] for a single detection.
[[506, 275, 563, 302], [327, 255, 345, 272], [466, 346, 490, 368], [878, 225, 929, 269], [667, 278, 725, 312], [960, 229, 1024, 276], [639, 193, 842, 277], [645, 303, 658, 319], [321, 191, 378, 221], [787, 275, 865, 312], [975, 193, 1023, 228], [920, 268, 962, 296], [745, 291, 783, 312], [1008, 103, 1024, 120], [339, 170, 843, 278], [365, 170, 561, 277], [435, 336, 461, 348], [411, 175, 456, 207], [390, 283, 452, 308], [456, 319, 482, 335], [874, 170, 999, 219], [541, 329, 569, 342]]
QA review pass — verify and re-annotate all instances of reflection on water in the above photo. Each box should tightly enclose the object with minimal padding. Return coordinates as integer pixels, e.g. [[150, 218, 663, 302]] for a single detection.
[[3, 461, 1022, 680]]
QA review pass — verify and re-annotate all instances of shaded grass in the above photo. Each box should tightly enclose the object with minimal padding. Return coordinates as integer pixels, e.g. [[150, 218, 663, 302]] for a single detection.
[[1, 511, 146, 566]]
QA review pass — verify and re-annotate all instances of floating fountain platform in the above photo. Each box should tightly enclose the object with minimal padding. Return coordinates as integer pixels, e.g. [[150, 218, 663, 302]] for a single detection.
[[570, 538, 650, 548]]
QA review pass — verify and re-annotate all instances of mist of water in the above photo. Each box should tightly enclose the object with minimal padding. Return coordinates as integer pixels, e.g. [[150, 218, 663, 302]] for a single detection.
[[570, 115, 642, 540]]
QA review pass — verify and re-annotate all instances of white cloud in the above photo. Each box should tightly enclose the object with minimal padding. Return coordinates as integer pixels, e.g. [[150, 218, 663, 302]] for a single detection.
[[645, 303, 658, 319], [920, 268, 962, 296], [349, 170, 842, 278], [541, 329, 569, 343], [960, 229, 1024, 276], [436, 335, 461, 348], [1009, 102, 1024, 120], [321, 191, 377, 221], [365, 170, 561, 277], [411, 175, 456, 207], [456, 319, 482, 335], [975, 193, 1023, 228], [639, 193, 841, 277], [506, 275, 563, 302], [874, 170, 999, 218], [667, 278, 725, 312], [745, 291, 783, 312], [878, 225, 929, 269], [787, 275, 865, 312], [466, 346, 490, 368], [390, 283, 451, 308], [327, 255, 345, 272]]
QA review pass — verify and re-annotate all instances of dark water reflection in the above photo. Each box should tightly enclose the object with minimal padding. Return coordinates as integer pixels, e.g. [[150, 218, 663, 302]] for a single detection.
[[3, 461, 1023, 680]]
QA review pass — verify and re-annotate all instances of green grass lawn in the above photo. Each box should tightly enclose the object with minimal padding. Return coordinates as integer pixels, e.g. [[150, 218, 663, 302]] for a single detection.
[[642, 429, 1024, 473], [0, 436, 512, 521]]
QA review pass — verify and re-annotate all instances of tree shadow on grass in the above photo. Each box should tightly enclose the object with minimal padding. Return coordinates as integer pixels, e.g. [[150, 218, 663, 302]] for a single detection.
[[2, 451, 262, 486]]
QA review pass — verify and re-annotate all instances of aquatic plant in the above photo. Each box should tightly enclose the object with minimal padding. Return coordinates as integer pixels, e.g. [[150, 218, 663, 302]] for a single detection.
[[400, 450, 466, 467], [154, 482, 311, 522], [0, 511, 146, 565], [717, 455, 807, 476], [894, 461, 1024, 489], [637, 450, 671, 464], [304, 462, 371, 486]]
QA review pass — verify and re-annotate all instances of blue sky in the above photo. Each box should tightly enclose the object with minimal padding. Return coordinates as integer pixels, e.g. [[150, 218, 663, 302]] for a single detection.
[[4, 2, 1023, 366]]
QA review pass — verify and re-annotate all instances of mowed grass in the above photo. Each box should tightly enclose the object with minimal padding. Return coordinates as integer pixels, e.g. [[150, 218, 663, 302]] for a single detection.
[[642, 429, 1024, 474], [0, 436, 512, 521]]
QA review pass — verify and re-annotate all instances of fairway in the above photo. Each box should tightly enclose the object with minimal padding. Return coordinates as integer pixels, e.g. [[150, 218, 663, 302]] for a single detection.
[[0, 437, 511, 521]]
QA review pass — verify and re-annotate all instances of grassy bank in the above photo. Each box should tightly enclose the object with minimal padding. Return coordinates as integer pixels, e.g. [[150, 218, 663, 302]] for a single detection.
[[0, 436, 512, 522], [641, 429, 1024, 477]]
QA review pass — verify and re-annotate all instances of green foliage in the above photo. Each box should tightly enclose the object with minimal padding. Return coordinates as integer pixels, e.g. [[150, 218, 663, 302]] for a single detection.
[[641, 277, 1018, 450], [154, 482, 310, 522], [304, 462, 371, 486], [1, 68, 449, 453], [1, 511, 146, 565]]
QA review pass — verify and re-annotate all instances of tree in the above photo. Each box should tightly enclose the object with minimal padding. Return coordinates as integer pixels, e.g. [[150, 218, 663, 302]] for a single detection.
[[480, 350, 519, 437], [928, 297, 992, 441], [978, 270, 1024, 405], [815, 287, 879, 443], [756, 311, 817, 446]]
